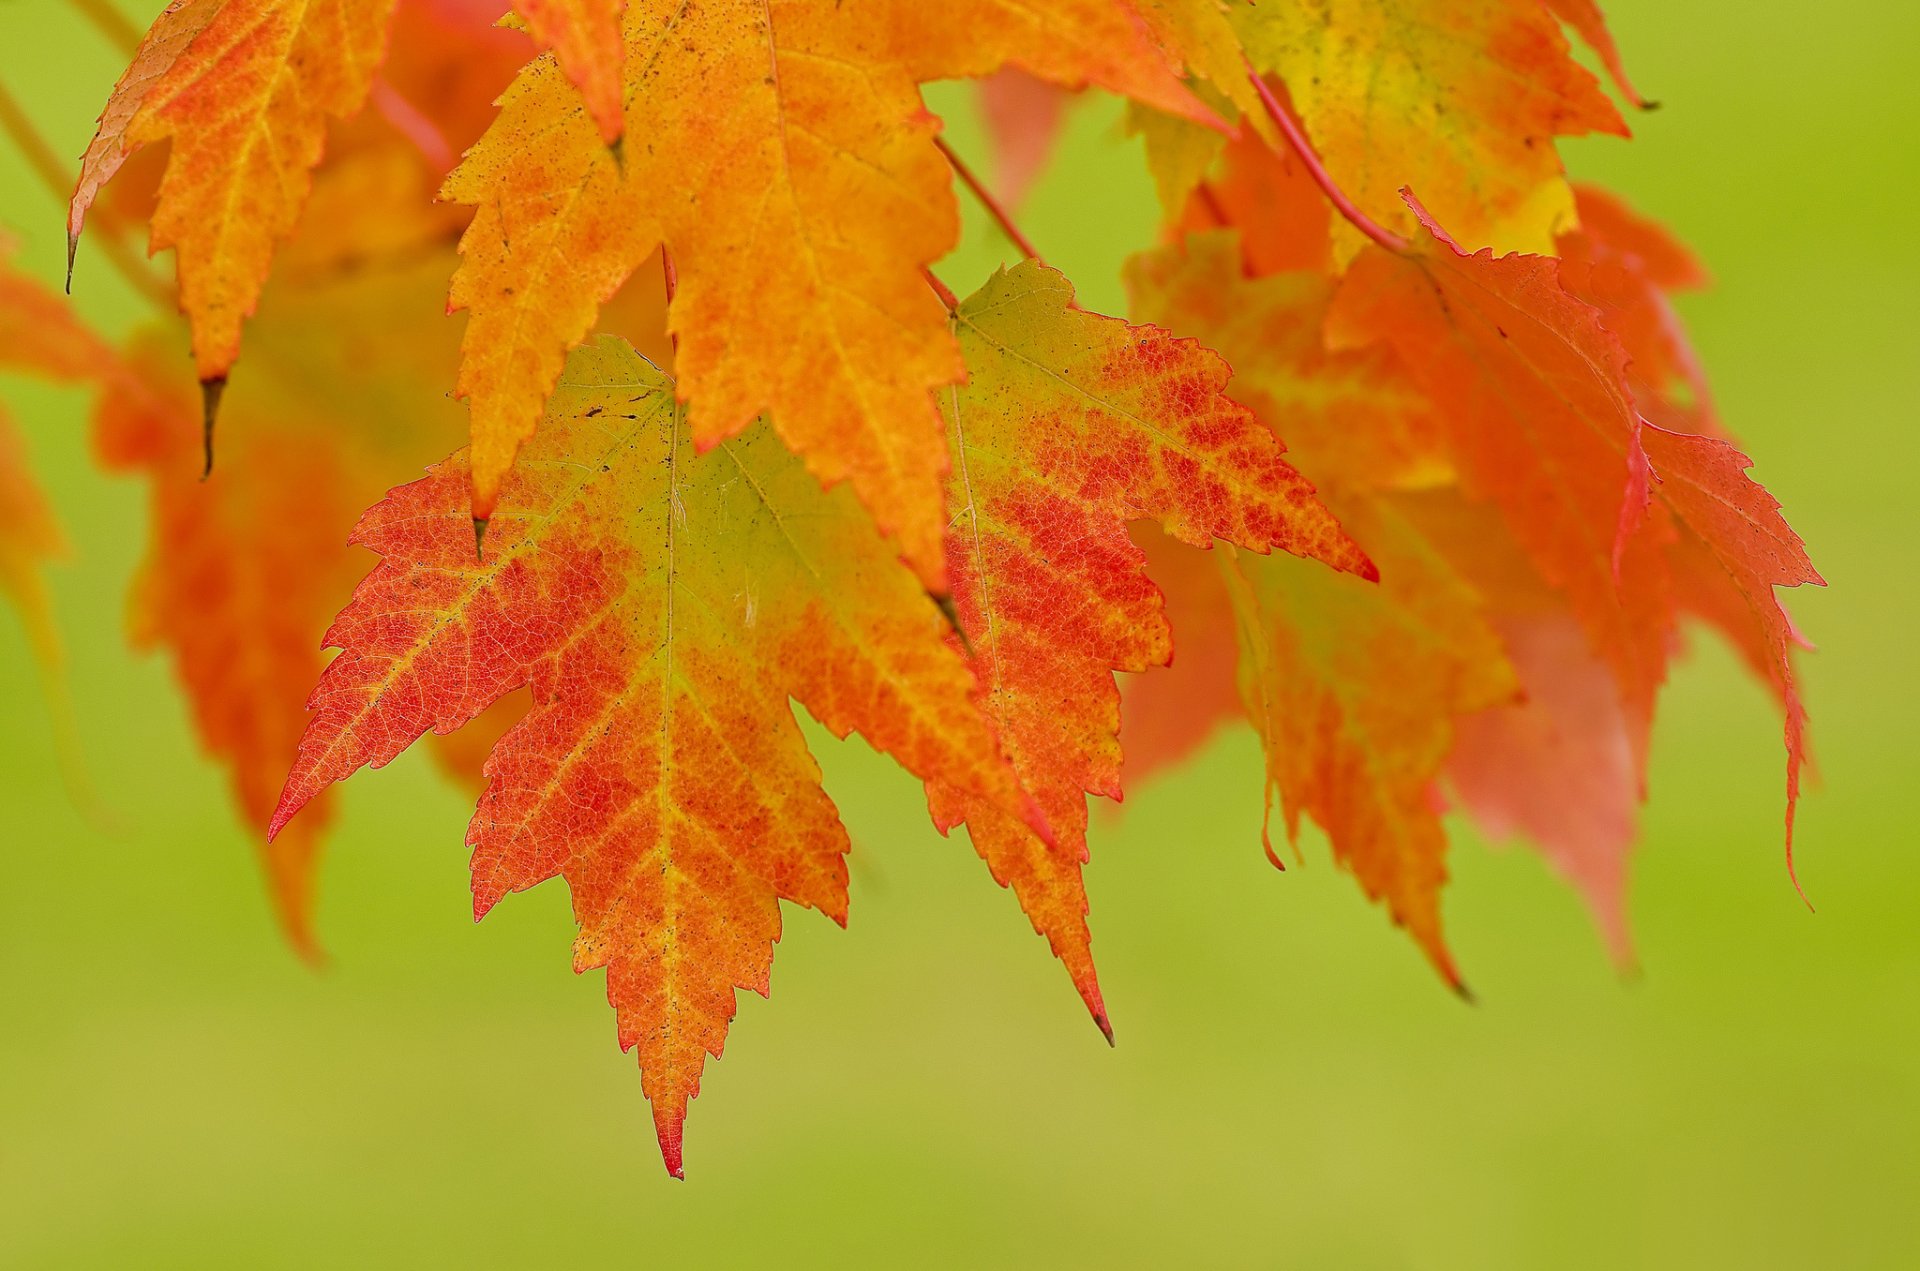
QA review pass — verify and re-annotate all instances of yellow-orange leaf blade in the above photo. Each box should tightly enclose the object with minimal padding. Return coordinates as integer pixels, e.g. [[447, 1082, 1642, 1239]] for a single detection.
[[273, 337, 1038, 1174], [85, 0, 396, 380], [68, 0, 224, 278]]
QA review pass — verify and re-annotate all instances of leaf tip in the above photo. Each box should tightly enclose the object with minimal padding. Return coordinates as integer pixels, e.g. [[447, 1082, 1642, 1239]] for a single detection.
[[199, 376, 227, 480], [472, 516, 489, 562], [654, 1109, 686, 1180]]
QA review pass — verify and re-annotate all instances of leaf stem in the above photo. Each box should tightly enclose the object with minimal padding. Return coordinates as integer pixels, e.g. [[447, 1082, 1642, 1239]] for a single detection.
[[921, 268, 959, 312], [1245, 66, 1410, 255], [934, 135, 1042, 263], [66, 0, 142, 55], [0, 79, 173, 311]]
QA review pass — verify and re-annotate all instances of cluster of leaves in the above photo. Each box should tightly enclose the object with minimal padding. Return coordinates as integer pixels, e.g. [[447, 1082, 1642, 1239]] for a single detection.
[[0, 0, 1817, 1176]]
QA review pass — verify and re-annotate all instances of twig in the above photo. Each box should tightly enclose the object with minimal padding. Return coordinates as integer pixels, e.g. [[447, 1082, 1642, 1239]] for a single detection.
[[1245, 65, 1410, 255], [934, 135, 1042, 263]]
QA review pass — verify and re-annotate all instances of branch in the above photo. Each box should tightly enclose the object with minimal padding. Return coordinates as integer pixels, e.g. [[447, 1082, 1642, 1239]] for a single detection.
[[934, 135, 1042, 263], [1245, 65, 1410, 255]]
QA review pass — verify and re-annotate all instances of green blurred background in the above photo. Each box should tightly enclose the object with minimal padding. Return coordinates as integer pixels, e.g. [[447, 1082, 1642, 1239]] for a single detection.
[[2, 2, 1915, 1266]]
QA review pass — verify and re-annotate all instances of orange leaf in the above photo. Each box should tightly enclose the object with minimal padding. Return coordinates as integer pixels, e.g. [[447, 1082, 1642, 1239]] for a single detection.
[[273, 337, 1041, 1175], [75, 0, 396, 381]]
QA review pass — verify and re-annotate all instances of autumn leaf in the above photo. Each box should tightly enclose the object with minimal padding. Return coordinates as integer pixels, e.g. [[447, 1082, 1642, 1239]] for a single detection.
[[927, 261, 1372, 1025], [68, 0, 223, 281], [72, 0, 396, 384], [271, 336, 1044, 1175], [1, 236, 117, 382], [442, 0, 1226, 584], [1231, 0, 1626, 258]]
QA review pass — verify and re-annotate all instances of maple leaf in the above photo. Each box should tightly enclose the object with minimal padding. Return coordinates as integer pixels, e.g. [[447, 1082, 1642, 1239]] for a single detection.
[[927, 261, 1372, 1025], [271, 335, 1044, 1175], [71, 0, 396, 386], [441, 0, 1228, 584], [1231, 0, 1627, 257]]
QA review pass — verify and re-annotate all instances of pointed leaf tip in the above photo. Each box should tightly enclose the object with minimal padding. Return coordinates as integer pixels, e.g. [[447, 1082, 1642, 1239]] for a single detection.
[[472, 516, 489, 562], [198, 377, 226, 480], [655, 1109, 685, 1180]]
